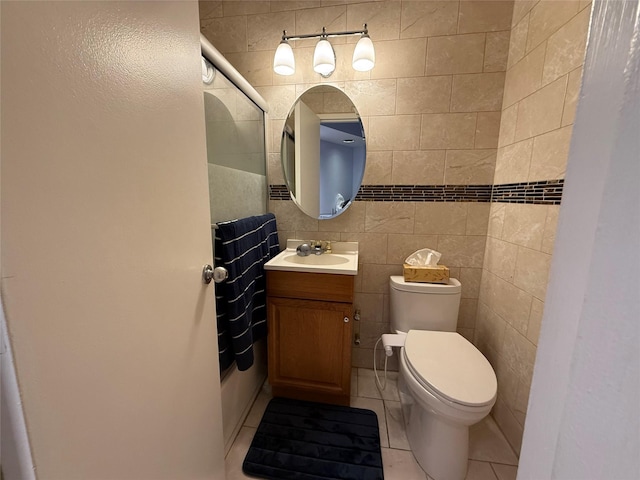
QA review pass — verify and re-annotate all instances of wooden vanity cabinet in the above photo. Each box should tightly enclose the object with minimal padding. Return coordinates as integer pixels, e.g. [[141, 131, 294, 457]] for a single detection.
[[266, 270, 354, 406]]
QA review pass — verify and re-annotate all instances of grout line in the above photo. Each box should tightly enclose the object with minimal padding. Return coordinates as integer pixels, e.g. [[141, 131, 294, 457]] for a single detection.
[[488, 460, 520, 467], [482, 32, 489, 73]]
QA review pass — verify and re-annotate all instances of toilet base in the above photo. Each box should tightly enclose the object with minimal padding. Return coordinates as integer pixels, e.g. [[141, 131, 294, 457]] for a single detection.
[[396, 339, 496, 480], [399, 372, 475, 480], [404, 395, 468, 480]]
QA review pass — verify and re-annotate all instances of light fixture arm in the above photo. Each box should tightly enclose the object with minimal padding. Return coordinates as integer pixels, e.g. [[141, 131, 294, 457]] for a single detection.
[[282, 24, 368, 43]]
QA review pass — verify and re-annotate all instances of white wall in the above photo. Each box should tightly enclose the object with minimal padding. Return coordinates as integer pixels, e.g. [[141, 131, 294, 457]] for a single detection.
[[518, 0, 640, 478], [220, 340, 267, 454], [320, 141, 353, 216]]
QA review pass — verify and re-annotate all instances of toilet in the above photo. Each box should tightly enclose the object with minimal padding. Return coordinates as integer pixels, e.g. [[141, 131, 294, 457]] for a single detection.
[[389, 275, 497, 480]]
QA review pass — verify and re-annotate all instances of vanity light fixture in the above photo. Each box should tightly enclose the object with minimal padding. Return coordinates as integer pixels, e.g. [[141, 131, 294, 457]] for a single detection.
[[313, 32, 336, 77], [352, 32, 375, 72], [273, 38, 295, 76], [273, 24, 374, 78]]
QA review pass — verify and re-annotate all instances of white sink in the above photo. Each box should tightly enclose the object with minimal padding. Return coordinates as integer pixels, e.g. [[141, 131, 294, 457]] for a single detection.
[[282, 253, 350, 266], [264, 240, 358, 275]]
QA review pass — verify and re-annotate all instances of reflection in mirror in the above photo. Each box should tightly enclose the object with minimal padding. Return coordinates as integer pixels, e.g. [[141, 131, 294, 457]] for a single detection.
[[203, 57, 267, 224], [281, 86, 366, 219]]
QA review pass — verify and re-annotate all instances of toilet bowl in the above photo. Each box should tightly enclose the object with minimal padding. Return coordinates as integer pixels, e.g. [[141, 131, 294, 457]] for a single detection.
[[389, 276, 497, 480], [399, 330, 496, 480]]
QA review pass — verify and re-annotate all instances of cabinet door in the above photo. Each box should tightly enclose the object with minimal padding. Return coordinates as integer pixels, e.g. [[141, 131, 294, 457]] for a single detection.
[[268, 297, 352, 404]]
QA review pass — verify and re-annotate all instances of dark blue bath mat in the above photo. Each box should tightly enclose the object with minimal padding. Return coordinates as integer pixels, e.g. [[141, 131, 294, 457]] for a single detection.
[[242, 397, 384, 480]]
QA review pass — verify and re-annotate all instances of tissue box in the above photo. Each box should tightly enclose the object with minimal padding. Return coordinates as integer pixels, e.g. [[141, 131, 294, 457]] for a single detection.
[[403, 263, 450, 284]]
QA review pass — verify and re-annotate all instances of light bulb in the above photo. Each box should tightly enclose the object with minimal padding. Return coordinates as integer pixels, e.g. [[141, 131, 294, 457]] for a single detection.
[[313, 38, 335, 77], [273, 40, 295, 76], [352, 34, 375, 72]]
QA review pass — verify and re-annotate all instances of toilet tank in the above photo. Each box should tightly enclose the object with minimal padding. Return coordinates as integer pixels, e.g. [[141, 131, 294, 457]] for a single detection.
[[389, 276, 461, 333]]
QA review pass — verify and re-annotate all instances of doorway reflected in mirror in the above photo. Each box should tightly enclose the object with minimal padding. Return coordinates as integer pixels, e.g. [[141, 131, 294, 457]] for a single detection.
[[281, 85, 366, 219]]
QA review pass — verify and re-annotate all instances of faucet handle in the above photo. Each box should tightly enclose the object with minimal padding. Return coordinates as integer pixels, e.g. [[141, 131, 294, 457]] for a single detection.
[[296, 243, 311, 256], [325, 240, 332, 253]]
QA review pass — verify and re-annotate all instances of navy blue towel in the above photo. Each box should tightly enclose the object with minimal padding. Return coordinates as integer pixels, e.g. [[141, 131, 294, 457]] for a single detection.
[[214, 213, 279, 372]]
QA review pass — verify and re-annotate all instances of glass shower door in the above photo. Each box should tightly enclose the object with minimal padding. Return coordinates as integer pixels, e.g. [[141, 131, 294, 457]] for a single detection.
[[202, 58, 267, 224]]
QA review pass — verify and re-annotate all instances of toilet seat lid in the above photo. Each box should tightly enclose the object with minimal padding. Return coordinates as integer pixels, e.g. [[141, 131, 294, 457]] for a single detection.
[[404, 330, 497, 407]]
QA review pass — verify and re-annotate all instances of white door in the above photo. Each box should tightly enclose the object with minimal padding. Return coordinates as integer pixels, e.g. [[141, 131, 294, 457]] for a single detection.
[[1, 2, 225, 479], [295, 100, 321, 218]]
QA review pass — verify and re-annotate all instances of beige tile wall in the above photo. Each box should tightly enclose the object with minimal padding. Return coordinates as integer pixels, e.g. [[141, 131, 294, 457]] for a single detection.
[[477, 0, 591, 454], [201, 0, 512, 369]]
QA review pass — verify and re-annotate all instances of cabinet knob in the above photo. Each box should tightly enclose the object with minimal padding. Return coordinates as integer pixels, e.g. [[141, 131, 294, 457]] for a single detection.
[[344, 316, 349, 323]]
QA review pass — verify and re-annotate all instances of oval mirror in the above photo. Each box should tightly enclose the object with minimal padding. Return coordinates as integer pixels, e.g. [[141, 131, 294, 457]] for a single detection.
[[281, 85, 366, 219]]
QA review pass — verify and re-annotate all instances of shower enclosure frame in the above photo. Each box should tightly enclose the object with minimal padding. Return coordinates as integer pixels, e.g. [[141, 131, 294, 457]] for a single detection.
[[200, 33, 270, 455]]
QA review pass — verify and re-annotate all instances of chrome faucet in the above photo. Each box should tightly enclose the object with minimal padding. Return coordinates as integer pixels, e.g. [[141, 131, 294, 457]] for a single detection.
[[310, 240, 332, 255], [295, 240, 332, 256], [311, 240, 322, 254], [296, 243, 312, 256]]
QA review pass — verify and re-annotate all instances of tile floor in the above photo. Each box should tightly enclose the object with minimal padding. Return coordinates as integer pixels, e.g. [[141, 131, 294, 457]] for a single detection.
[[226, 368, 519, 480]]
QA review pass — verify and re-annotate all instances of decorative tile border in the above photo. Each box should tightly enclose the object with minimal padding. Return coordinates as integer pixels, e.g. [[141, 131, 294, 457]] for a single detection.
[[491, 179, 563, 204], [355, 185, 492, 202], [269, 179, 563, 205], [269, 184, 291, 200]]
